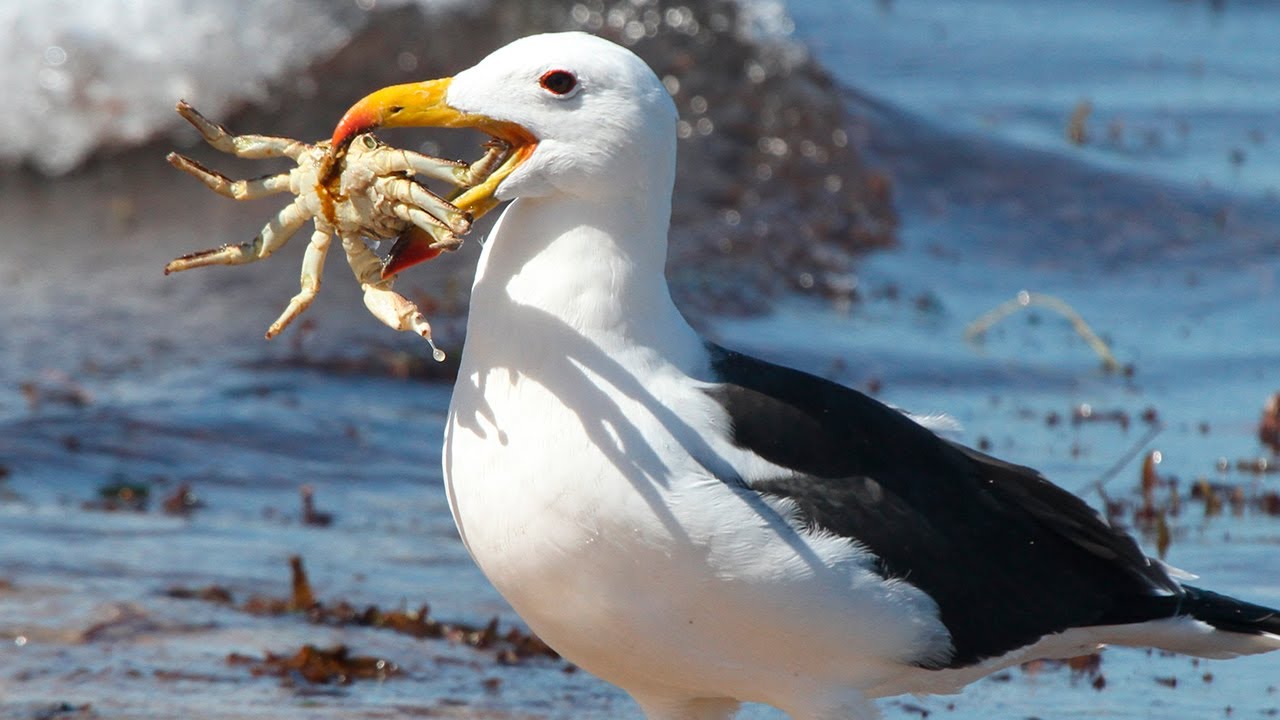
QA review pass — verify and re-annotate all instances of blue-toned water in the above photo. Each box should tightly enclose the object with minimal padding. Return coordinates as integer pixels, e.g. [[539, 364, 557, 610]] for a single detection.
[[2, 1, 1278, 718], [792, 0, 1280, 197]]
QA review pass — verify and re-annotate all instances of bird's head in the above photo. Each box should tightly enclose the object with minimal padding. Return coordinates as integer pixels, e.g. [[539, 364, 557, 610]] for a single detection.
[[332, 31, 677, 209]]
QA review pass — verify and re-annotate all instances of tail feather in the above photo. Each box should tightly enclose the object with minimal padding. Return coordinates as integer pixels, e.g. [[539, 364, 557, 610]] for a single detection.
[[1099, 585, 1280, 659], [1180, 585, 1280, 637]]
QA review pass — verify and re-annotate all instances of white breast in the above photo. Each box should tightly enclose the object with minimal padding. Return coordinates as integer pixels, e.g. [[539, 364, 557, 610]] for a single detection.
[[443, 332, 948, 703], [439, 198, 950, 703]]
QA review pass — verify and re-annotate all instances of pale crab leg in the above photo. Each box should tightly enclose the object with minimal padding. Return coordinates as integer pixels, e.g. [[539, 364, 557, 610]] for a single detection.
[[371, 140, 510, 187], [364, 147, 469, 184], [339, 231, 445, 361], [165, 198, 309, 274], [375, 175, 470, 235], [167, 153, 292, 200], [176, 100, 309, 161], [452, 140, 512, 186], [265, 228, 333, 339]]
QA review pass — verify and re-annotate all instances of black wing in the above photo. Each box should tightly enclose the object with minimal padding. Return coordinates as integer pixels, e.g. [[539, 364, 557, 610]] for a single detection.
[[705, 345, 1182, 669]]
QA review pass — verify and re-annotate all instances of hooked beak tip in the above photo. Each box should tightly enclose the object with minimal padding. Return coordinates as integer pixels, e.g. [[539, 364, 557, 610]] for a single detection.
[[330, 78, 456, 151], [327, 77, 537, 274], [330, 105, 375, 152]]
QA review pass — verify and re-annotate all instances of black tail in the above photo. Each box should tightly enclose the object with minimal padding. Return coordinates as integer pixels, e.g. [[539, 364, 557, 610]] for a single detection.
[[1101, 585, 1280, 658], [1179, 585, 1280, 636]]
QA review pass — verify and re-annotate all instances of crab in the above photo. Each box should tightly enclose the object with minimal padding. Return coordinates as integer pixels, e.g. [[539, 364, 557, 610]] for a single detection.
[[164, 100, 509, 360]]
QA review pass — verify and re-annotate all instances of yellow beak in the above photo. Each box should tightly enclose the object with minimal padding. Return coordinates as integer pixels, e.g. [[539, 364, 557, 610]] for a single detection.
[[332, 78, 471, 143], [331, 77, 537, 275]]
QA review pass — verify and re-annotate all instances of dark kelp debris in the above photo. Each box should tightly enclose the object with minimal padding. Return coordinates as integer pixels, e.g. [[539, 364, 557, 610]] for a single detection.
[[83, 475, 208, 516], [1091, 443, 1280, 563], [1072, 403, 1131, 431], [161, 483, 204, 516], [1234, 456, 1279, 475], [300, 484, 334, 527], [12, 702, 95, 720], [168, 555, 561, 669], [1021, 652, 1106, 691], [82, 478, 149, 512], [227, 644, 399, 685], [163, 584, 233, 604], [0, 465, 22, 504], [1260, 391, 1280, 455], [19, 374, 93, 410], [240, 555, 316, 614]]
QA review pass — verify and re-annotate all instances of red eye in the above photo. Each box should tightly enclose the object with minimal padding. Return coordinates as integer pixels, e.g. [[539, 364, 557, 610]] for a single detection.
[[539, 69, 578, 96]]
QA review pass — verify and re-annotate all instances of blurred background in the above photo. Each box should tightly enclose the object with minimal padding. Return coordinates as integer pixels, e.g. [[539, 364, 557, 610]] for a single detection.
[[1, 1, 1278, 718]]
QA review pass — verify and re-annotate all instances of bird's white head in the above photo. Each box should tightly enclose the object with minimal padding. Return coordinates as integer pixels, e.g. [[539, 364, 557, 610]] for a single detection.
[[332, 32, 677, 204], [450, 32, 677, 201]]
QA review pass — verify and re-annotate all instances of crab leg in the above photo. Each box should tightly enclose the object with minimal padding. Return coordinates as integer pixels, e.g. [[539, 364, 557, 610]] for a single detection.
[[453, 141, 511, 186], [340, 232, 445, 360], [375, 176, 470, 235], [168, 153, 292, 200], [176, 100, 309, 161], [369, 140, 510, 187], [165, 198, 309, 274], [265, 228, 332, 339], [363, 147, 468, 184]]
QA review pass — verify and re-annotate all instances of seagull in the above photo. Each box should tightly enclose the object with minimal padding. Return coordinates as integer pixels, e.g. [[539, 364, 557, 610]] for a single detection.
[[330, 32, 1280, 719]]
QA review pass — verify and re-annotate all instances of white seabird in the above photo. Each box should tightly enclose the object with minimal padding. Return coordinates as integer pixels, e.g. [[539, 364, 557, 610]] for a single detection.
[[330, 32, 1280, 719]]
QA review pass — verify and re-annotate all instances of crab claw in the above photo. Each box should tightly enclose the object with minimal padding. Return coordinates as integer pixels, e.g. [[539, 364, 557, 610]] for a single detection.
[[332, 77, 537, 276], [383, 227, 447, 278]]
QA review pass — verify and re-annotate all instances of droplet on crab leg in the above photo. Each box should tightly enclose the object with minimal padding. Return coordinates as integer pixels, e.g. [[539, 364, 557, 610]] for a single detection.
[[402, 310, 447, 362], [360, 285, 447, 362], [428, 339, 446, 363]]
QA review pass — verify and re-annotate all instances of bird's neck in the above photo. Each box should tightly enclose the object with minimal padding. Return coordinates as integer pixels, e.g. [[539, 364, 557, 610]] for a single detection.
[[464, 191, 701, 364]]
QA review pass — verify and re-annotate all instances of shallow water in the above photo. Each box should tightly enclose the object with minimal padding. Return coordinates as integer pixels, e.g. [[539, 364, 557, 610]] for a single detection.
[[791, 0, 1280, 197], [3, 1, 1280, 718]]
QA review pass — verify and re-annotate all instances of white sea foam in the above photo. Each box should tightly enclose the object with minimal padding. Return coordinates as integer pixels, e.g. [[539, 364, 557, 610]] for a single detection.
[[1, 0, 364, 174]]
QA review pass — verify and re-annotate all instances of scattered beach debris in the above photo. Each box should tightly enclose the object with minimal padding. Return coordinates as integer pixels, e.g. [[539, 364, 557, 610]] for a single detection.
[[300, 484, 334, 527], [964, 290, 1124, 374], [1077, 423, 1163, 499], [1259, 392, 1280, 454], [1067, 99, 1093, 145], [1072, 420, 1280, 561], [1021, 652, 1105, 691], [9, 702, 96, 720], [0, 464, 19, 503], [166, 555, 561, 672], [78, 602, 178, 643], [81, 477, 210, 516], [1234, 456, 1277, 475], [18, 371, 94, 411], [895, 701, 931, 717], [163, 585, 233, 604], [83, 478, 149, 512], [160, 483, 204, 516], [227, 644, 400, 685], [1072, 404, 1131, 431]]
